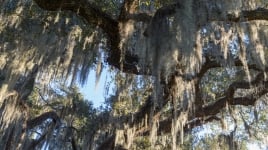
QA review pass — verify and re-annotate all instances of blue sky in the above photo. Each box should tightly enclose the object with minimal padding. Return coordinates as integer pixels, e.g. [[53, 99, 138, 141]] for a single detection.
[[79, 68, 114, 107]]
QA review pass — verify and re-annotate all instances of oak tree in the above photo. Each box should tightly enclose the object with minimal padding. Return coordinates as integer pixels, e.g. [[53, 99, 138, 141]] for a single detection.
[[0, 0, 268, 149]]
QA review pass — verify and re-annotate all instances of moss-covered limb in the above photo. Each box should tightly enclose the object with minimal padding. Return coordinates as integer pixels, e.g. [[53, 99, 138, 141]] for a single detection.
[[227, 8, 268, 22], [26, 111, 60, 130], [32, 0, 268, 77], [199, 73, 267, 117], [144, 2, 268, 32], [33, 0, 118, 38], [110, 4, 268, 75], [193, 72, 267, 120], [197, 56, 267, 81], [140, 89, 267, 136], [194, 52, 268, 107], [139, 116, 221, 136], [192, 1, 268, 24], [98, 116, 219, 146], [205, 7, 268, 22], [0, 96, 28, 150], [111, 71, 268, 137], [33, 0, 142, 75], [194, 55, 266, 107]]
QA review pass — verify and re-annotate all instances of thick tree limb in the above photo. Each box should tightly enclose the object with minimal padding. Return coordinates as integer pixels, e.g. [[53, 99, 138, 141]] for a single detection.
[[195, 55, 267, 107], [142, 81, 268, 136], [109, 68, 268, 140], [27, 111, 61, 129], [197, 73, 266, 117], [194, 1, 268, 24], [228, 8, 268, 22], [34, 0, 118, 40], [166, 71, 266, 137], [141, 116, 221, 136], [154, 73, 268, 135], [34, 0, 268, 76], [198, 56, 266, 79], [34, 0, 144, 74]]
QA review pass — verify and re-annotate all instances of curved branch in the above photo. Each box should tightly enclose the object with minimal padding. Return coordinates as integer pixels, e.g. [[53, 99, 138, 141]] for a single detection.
[[198, 73, 267, 117], [198, 56, 266, 79], [27, 111, 61, 129], [135, 72, 268, 136], [34, 0, 144, 74], [145, 82, 268, 136], [34, 0, 118, 38], [195, 55, 265, 108], [34, 0, 268, 76]]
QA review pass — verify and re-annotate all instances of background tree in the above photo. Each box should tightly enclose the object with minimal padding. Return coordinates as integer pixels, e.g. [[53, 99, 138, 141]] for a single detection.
[[0, 0, 268, 149]]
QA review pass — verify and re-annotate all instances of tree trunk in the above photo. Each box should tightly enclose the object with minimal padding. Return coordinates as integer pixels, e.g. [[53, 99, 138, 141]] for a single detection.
[[0, 65, 38, 149], [0, 94, 28, 150]]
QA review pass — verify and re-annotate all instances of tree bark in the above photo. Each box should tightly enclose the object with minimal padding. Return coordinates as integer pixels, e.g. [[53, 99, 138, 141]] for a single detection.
[[0, 95, 28, 150]]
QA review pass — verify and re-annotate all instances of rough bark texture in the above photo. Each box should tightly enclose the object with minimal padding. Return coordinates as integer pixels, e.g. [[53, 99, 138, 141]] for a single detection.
[[0, 97, 28, 150]]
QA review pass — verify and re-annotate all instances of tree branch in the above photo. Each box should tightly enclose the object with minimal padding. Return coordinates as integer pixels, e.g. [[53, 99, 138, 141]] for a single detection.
[[144, 83, 268, 136], [227, 8, 268, 22], [197, 73, 267, 117], [34, 0, 145, 74], [27, 111, 61, 129], [131, 72, 268, 136], [197, 56, 265, 79], [194, 54, 266, 109], [33, 0, 118, 38]]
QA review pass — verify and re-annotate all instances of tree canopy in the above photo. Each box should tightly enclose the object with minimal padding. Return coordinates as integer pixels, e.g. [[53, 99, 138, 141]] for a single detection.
[[0, 0, 268, 149]]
